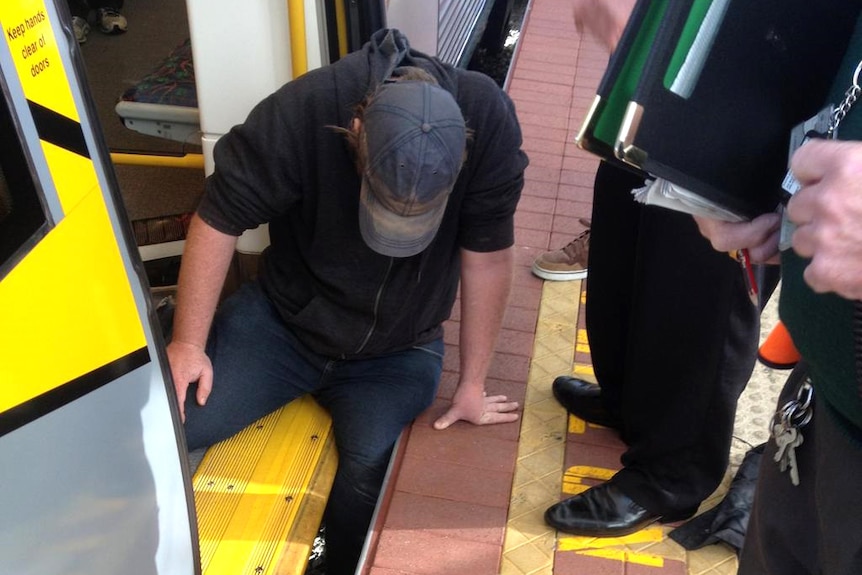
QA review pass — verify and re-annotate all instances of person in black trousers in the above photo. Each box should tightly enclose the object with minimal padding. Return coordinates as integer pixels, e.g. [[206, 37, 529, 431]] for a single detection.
[[543, 161, 761, 536], [540, 0, 763, 537]]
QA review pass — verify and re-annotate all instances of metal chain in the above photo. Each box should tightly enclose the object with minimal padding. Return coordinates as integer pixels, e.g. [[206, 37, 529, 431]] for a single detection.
[[828, 59, 862, 137]]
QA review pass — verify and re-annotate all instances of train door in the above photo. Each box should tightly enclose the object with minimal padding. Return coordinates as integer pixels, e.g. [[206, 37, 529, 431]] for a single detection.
[[0, 1, 198, 573]]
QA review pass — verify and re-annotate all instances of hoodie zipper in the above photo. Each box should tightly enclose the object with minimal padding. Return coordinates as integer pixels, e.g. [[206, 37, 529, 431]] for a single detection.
[[353, 257, 394, 355]]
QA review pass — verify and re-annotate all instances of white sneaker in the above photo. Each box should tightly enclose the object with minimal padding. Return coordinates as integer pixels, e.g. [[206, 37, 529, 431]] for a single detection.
[[97, 8, 127, 34]]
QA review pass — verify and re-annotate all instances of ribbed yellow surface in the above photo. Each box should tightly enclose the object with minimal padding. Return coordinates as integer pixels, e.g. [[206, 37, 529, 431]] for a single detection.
[[194, 395, 336, 575]]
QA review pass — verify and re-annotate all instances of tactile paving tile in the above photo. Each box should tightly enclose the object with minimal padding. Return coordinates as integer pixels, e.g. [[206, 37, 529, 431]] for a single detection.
[[501, 280, 581, 575], [731, 290, 786, 470], [505, 278, 790, 575]]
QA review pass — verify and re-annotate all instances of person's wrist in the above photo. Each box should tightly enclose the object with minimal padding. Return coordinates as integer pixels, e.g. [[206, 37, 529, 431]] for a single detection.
[[170, 339, 205, 351]]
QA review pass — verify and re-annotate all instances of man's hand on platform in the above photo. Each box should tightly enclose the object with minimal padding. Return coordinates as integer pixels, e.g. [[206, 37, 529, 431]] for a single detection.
[[433, 385, 519, 430]]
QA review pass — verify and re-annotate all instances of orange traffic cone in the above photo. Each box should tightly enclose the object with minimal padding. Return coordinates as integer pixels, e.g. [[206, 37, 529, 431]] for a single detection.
[[757, 321, 800, 370]]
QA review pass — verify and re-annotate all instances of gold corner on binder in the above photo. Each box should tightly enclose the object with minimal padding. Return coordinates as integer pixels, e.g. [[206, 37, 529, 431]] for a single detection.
[[574, 95, 612, 156], [615, 101, 647, 167]]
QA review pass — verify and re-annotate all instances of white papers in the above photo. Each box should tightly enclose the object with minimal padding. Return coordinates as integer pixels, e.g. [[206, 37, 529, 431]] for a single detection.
[[632, 178, 747, 222]]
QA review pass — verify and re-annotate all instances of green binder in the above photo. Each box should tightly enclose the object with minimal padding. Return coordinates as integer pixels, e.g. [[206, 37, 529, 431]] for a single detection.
[[614, 0, 861, 219], [574, 0, 675, 162]]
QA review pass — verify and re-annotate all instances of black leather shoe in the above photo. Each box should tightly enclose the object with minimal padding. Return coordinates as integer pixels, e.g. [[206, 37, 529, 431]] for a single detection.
[[544, 481, 661, 537], [552, 376, 622, 429]]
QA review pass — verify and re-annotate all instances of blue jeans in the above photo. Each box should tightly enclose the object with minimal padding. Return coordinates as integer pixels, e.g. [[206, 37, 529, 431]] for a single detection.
[[183, 282, 443, 575]]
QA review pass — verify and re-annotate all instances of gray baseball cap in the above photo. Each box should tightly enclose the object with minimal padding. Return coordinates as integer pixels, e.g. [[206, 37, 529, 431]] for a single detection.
[[359, 80, 466, 257]]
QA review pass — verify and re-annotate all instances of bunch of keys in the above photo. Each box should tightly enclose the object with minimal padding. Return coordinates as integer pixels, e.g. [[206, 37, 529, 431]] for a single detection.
[[770, 379, 813, 486]]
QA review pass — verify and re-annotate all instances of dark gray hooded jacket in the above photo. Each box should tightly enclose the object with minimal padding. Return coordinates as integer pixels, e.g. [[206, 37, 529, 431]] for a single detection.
[[197, 29, 528, 358]]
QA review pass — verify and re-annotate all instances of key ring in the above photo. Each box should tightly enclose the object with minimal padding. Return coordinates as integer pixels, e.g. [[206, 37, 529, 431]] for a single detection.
[[794, 380, 813, 412], [770, 379, 815, 434]]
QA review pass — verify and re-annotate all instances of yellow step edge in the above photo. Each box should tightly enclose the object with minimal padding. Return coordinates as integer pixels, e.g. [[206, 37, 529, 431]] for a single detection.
[[110, 152, 205, 169], [193, 395, 337, 575]]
